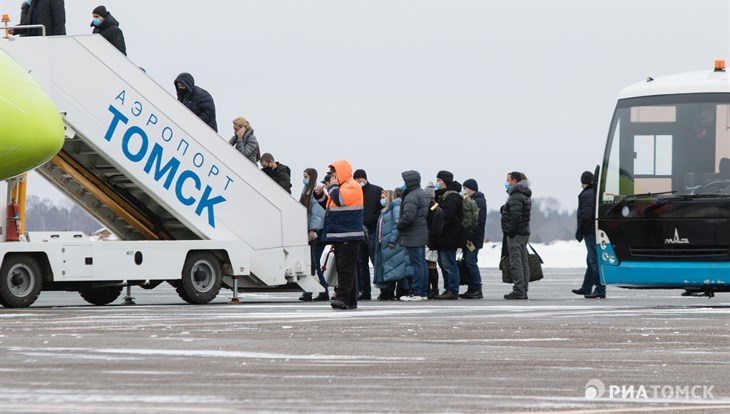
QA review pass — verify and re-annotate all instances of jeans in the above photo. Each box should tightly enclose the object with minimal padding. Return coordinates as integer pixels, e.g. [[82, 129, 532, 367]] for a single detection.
[[358, 230, 376, 294], [438, 249, 459, 295], [507, 235, 530, 296], [334, 241, 360, 306], [463, 247, 482, 291], [581, 232, 604, 295], [404, 246, 428, 297]]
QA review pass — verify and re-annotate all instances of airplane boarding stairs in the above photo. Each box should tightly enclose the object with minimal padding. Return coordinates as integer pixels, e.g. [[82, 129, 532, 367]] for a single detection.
[[1, 35, 321, 294]]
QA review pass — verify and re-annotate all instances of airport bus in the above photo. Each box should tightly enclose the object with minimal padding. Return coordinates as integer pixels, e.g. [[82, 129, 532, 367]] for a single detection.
[[596, 60, 729, 296]]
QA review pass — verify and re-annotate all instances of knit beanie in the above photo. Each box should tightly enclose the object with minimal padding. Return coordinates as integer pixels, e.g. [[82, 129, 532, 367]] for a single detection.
[[581, 171, 594, 184], [436, 170, 454, 185], [462, 178, 478, 191], [353, 169, 367, 180], [93, 6, 109, 17]]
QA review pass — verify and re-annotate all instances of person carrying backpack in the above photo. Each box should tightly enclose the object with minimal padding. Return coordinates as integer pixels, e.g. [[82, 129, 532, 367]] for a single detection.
[[459, 179, 487, 299], [429, 170, 465, 300]]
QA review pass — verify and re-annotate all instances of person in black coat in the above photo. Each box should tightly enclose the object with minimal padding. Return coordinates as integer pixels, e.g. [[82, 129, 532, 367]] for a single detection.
[[501, 171, 532, 300], [459, 178, 487, 299], [91, 6, 126, 55], [18, 0, 66, 36], [353, 169, 382, 300], [259, 153, 292, 193], [430, 170, 465, 300], [174, 73, 218, 132], [572, 171, 605, 299]]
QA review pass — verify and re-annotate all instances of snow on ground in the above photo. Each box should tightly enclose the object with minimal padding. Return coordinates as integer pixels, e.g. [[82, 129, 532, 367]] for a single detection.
[[477, 240, 585, 268]]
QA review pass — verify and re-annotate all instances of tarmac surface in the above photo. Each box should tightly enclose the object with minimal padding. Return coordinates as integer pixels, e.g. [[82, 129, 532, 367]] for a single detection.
[[1, 268, 729, 413]]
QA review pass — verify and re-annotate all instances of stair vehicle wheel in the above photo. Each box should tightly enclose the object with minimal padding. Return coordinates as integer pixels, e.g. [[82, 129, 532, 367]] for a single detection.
[[0, 255, 42, 308], [177, 252, 222, 304], [79, 286, 123, 306]]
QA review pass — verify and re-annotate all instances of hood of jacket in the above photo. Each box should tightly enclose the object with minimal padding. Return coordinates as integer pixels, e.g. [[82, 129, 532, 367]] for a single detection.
[[437, 180, 462, 197], [509, 180, 532, 197], [329, 160, 353, 184], [401, 170, 421, 190], [174, 73, 195, 91]]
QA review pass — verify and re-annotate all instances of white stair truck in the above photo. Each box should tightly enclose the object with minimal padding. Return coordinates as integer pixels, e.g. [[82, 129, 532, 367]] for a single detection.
[[0, 35, 322, 308]]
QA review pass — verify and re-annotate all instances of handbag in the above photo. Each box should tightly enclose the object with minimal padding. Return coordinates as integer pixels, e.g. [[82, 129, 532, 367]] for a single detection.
[[500, 243, 544, 283], [321, 246, 338, 287]]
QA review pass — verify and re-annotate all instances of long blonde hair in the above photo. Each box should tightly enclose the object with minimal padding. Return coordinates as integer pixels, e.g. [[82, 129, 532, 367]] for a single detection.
[[381, 190, 396, 211]]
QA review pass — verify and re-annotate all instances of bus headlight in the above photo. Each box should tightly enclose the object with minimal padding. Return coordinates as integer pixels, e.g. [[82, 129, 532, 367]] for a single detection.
[[597, 229, 620, 267]]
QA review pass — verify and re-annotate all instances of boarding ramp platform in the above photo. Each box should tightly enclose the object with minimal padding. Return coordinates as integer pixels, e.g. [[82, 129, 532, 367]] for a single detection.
[[1, 35, 320, 293]]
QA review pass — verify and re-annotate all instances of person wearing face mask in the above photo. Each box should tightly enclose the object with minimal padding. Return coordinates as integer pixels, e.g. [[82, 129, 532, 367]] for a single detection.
[[90, 6, 126, 55], [174, 72, 218, 132], [373, 190, 411, 300], [17, 0, 66, 37], [396, 170, 430, 301], [459, 179, 487, 299], [259, 153, 291, 194], [352, 169, 383, 301], [298, 168, 329, 302], [430, 170, 465, 300], [501, 171, 532, 300], [229, 116, 260, 164]]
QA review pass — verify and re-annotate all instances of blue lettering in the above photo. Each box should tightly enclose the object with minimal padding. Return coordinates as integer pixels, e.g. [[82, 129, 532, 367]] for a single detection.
[[208, 165, 219, 178], [147, 113, 158, 126], [175, 170, 200, 206], [131, 101, 142, 117], [193, 153, 205, 168], [115, 90, 126, 105], [177, 139, 190, 156], [224, 176, 234, 191], [196, 186, 226, 228], [105, 105, 129, 142], [122, 126, 149, 163], [161, 127, 174, 142], [143, 144, 181, 189]]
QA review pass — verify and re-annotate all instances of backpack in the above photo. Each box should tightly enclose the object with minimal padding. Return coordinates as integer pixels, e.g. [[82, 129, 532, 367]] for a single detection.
[[428, 202, 445, 238], [444, 190, 479, 230]]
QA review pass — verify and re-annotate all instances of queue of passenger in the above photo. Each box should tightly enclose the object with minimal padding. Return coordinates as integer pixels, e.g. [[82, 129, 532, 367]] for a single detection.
[[8, 3, 606, 308]]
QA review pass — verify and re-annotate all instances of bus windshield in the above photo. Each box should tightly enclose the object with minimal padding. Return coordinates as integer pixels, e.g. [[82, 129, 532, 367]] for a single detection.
[[600, 95, 730, 204]]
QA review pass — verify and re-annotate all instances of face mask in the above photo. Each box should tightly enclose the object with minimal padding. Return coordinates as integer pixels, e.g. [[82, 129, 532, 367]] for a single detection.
[[92, 18, 102, 27], [504, 182, 511, 191], [435, 182, 441, 190], [303, 179, 309, 186], [460, 190, 467, 196], [400, 184, 407, 191], [359, 181, 366, 187], [380, 199, 386, 207]]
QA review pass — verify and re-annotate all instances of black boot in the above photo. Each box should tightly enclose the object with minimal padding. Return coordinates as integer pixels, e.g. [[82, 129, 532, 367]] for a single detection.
[[299, 292, 313, 302], [313, 291, 330, 301]]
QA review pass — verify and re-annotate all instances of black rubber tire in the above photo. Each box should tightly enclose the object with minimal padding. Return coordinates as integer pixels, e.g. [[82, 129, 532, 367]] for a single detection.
[[79, 286, 123, 306], [0, 255, 42, 308], [176, 252, 222, 304]]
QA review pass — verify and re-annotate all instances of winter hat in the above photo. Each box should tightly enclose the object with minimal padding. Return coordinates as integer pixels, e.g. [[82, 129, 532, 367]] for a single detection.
[[321, 174, 331, 184], [424, 181, 436, 199], [463, 178, 478, 192], [92, 6, 109, 17], [436, 170, 454, 185], [581, 171, 594, 184], [353, 169, 367, 180]]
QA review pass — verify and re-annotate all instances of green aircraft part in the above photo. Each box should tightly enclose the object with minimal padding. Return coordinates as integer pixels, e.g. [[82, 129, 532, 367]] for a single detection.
[[0, 49, 64, 180]]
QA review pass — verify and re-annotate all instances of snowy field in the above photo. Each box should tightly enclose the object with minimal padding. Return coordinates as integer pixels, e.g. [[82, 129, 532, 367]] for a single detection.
[[477, 240, 585, 268]]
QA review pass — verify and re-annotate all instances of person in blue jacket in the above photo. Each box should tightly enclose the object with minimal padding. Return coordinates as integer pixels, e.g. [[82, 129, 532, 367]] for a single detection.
[[374, 190, 410, 300]]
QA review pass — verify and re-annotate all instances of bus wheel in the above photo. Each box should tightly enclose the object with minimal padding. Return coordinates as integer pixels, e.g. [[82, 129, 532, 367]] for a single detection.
[[0, 255, 42, 308], [79, 286, 123, 306], [177, 252, 222, 304]]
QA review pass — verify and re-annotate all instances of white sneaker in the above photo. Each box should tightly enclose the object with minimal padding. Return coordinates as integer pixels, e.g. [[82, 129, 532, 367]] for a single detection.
[[400, 295, 428, 302]]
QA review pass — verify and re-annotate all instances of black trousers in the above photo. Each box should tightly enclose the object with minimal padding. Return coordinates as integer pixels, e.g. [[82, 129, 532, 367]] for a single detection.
[[334, 241, 360, 306]]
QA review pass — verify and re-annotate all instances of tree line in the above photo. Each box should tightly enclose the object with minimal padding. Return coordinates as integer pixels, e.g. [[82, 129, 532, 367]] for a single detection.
[[24, 196, 578, 242]]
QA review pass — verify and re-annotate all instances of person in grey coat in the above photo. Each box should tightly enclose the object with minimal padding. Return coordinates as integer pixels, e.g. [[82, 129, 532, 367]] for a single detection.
[[396, 170, 430, 301], [501, 171, 532, 300], [229, 116, 260, 164], [18, 0, 66, 36]]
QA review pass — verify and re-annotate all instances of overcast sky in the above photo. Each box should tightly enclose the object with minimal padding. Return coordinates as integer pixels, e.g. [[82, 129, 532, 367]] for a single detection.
[[12, 0, 730, 211]]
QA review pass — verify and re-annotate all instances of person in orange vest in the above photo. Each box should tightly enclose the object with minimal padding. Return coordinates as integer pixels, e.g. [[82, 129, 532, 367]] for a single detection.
[[315, 160, 364, 310]]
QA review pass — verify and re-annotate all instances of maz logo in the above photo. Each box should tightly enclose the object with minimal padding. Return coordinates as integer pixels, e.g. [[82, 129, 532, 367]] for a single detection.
[[665, 228, 689, 245]]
